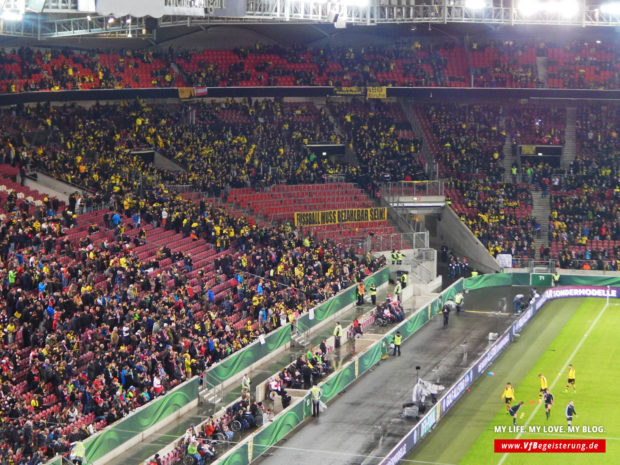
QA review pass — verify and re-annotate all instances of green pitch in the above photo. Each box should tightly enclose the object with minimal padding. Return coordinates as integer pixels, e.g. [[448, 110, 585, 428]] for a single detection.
[[406, 297, 620, 465]]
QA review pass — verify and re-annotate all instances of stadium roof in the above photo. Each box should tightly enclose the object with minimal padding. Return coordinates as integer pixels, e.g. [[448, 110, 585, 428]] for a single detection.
[[1, 0, 620, 40]]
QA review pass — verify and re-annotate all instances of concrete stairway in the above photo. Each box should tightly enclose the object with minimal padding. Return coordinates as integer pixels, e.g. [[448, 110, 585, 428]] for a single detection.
[[531, 191, 551, 259], [536, 56, 548, 87], [502, 134, 517, 183], [562, 106, 577, 168], [320, 103, 345, 139], [400, 99, 438, 179]]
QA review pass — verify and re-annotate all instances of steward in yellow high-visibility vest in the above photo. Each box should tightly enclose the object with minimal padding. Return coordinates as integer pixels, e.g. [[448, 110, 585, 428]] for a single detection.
[[369, 282, 377, 305], [334, 322, 342, 349], [393, 331, 402, 356], [454, 292, 463, 312]]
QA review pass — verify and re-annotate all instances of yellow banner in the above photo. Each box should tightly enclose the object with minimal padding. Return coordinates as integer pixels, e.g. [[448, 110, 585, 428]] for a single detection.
[[521, 144, 536, 155], [178, 87, 195, 99], [334, 86, 365, 96], [294, 207, 387, 227], [366, 86, 387, 99]]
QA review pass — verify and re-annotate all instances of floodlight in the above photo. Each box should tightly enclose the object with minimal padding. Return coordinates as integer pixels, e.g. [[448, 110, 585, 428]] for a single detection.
[[340, 0, 370, 7], [518, 0, 537, 16], [559, 0, 578, 18], [1, 10, 24, 21], [519, 0, 578, 17], [465, 0, 486, 9], [86, 15, 92, 21], [108, 17, 115, 24], [601, 2, 620, 14]]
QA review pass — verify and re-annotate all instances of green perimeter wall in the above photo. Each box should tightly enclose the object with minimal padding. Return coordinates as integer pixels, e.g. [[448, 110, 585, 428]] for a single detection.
[[206, 324, 292, 388], [464, 273, 620, 291], [216, 278, 464, 465], [296, 268, 390, 333], [85, 377, 199, 462]]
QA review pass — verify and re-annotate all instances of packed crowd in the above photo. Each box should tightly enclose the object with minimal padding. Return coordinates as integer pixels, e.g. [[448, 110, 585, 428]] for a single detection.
[[2, 39, 620, 93], [0, 179, 385, 462], [419, 103, 539, 258], [0, 90, 616, 463], [506, 105, 566, 145], [328, 99, 426, 184], [449, 180, 537, 259], [547, 104, 619, 269], [422, 103, 505, 180], [15, 98, 340, 197], [0, 97, 390, 461]]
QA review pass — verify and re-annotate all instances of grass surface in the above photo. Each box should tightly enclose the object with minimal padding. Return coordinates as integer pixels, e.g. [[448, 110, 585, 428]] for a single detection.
[[406, 298, 620, 465]]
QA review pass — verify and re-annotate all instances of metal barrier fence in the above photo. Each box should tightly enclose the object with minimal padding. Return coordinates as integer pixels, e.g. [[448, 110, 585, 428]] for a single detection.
[[507, 258, 557, 272], [313, 231, 429, 253], [381, 180, 445, 200]]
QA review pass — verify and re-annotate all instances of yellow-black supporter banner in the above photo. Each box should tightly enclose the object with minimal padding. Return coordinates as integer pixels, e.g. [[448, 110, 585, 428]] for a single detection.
[[520, 144, 536, 155], [178, 87, 196, 99], [334, 86, 365, 96], [295, 207, 387, 227], [366, 86, 387, 99]]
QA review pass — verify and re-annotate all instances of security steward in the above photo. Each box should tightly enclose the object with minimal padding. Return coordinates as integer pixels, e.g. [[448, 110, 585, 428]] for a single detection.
[[70, 441, 86, 465], [552, 271, 560, 287], [400, 272, 408, 289], [393, 331, 402, 356], [397, 250, 403, 264], [334, 321, 343, 348], [393, 280, 402, 302], [369, 281, 377, 305], [391, 249, 398, 265], [454, 291, 464, 313], [311, 383, 322, 417]]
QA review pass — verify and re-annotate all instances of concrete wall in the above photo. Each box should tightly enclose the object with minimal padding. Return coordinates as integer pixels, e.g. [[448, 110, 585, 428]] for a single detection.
[[93, 398, 199, 465], [154, 152, 185, 172], [435, 207, 501, 274], [26, 171, 88, 202]]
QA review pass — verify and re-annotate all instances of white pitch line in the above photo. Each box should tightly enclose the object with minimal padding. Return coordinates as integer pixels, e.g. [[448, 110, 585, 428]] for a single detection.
[[496, 300, 611, 465]]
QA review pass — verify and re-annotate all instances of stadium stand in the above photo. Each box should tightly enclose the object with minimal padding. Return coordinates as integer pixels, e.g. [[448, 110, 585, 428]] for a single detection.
[[0, 142, 385, 461], [0, 33, 619, 462], [328, 99, 426, 183], [2, 40, 620, 92], [469, 41, 539, 88], [548, 103, 619, 269]]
